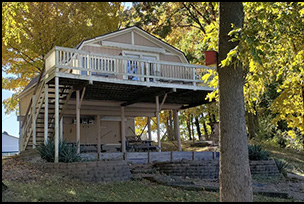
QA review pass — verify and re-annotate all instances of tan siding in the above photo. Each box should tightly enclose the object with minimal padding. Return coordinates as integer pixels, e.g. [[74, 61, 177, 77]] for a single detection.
[[160, 54, 182, 63], [134, 32, 159, 47], [82, 45, 122, 56], [106, 32, 132, 44], [19, 89, 35, 116], [63, 116, 135, 145]]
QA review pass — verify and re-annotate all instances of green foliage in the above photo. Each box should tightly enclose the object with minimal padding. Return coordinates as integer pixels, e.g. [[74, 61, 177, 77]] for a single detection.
[[248, 144, 270, 161], [274, 159, 289, 175], [36, 140, 81, 163], [2, 2, 122, 114]]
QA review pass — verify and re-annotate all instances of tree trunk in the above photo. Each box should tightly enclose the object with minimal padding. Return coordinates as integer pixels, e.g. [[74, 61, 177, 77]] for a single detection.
[[246, 110, 259, 140], [202, 120, 209, 140], [218, 2, 253, 202], [168, 110, 174, 141], [191, 114, 195, 142], [195, 116, 202, 140], [186, 111, 192, 140]]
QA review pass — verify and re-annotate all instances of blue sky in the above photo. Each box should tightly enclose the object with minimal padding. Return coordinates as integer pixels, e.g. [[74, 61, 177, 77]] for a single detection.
[[2, 72, 19, 137]]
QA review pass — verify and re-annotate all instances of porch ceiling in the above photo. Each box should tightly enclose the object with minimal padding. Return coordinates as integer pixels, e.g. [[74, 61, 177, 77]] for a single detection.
[[48, 77, 212, 108]]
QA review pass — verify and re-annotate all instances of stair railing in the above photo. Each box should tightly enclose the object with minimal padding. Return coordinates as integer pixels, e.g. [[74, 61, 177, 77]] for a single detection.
[[21, 76, 46, 151]]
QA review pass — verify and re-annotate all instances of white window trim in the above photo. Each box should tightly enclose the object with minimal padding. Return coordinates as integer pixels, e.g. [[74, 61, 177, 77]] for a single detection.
[[122, 50, 159, 61]]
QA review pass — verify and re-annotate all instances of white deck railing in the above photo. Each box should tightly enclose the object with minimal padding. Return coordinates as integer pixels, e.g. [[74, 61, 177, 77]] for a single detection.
[[45, 46, 215, 88]]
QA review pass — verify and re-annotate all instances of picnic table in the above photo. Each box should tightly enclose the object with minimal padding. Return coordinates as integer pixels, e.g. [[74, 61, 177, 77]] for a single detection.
[[116, 140, 158, 152]]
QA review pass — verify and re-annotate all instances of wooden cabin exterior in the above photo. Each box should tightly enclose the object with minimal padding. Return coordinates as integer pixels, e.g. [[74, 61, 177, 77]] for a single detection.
[[18, 26, 215, 162]]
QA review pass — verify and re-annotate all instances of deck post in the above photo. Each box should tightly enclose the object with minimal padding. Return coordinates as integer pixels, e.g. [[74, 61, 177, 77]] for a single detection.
[[32, 95, 36, 149], [97, 115, 101, 160], [54, 76, 59, 163], [76, 90, 81, 154], [121, 107, 126, 153], [60, 117, 63, 142], [44, 84, 48, 145], [147, 117, 152, 140], [174, 109, 181, 151], [156, 96, 161, 152]]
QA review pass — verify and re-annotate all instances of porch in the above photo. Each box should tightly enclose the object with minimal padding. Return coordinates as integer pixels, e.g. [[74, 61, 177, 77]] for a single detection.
[[44, 46, 215, 91], [21, 46, 216, 163]]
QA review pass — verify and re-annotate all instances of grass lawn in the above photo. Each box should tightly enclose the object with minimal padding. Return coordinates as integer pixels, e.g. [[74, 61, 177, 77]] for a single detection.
[[2, 177, 293, 202], [259, 143, 304, 176], [2, 140, 302, 202]]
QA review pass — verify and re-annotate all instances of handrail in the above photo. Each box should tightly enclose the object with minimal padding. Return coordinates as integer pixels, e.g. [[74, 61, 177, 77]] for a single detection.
[[44, 46, 215, 88], [21, 77, 46, 150], [54, 46, 215, 70]]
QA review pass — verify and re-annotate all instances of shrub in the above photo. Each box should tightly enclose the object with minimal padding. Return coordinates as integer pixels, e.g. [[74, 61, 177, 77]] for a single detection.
[[248, 144, 270, 160], [36, 139, 81, 163], [274, 159, 289, 176]]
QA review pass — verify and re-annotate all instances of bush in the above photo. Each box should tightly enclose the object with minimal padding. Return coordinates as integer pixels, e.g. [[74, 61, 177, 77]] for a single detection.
[[36, 140, 81, 163], [248, 144, 270, 160], [274, 158, 289, 176]]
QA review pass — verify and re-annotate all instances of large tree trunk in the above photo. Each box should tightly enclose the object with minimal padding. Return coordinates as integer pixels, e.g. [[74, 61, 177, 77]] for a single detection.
[[168, 110, 174, 141], [246, 110, 259, 140], [218, 2, 253, 202], [195, 116, 202, 140], [202, 120, 209, 140], [186, 111, 192, 140]]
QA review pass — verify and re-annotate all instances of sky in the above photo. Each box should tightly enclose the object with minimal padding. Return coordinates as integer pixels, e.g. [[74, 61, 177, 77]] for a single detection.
[[2, 72, 19, 137], [2, 2, 135, 138]]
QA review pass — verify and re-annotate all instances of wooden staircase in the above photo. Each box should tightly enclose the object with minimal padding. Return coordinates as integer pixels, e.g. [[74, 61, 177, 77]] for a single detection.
[[21, 78, 74, 151]]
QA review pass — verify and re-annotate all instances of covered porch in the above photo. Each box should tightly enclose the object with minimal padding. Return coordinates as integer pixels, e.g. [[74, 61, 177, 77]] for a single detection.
[[38, 45, 215, 162]]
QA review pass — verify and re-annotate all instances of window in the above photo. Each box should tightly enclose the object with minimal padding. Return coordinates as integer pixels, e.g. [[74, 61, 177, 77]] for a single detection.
[[123, 51, 159, 82]]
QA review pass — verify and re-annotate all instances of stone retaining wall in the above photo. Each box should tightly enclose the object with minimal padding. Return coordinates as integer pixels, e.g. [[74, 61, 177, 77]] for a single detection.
[[153, 159, 280, 179], [38, 160, 132, 182], [249, 160, 281, 177]]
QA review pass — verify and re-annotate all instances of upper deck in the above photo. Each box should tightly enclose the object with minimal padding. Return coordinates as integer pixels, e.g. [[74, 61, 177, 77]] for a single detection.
[[45, 46, 215, 91]]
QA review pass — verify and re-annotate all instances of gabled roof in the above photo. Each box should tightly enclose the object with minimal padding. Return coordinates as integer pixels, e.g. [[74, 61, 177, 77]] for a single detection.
[[20, 26, 189, 95], [75, 26, 189, 63], [2, 131, 19, 139]]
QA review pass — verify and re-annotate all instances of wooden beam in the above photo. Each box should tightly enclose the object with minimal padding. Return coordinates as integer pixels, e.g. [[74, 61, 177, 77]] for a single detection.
[[55, 76, 59, 163], [159, 93, 168, 111], [32, 95, 36, 149], [97, 115, 101, 160], [156, 96, 161, 152], [120, 87, 150, 107], [121, 107, 126, 153], [79, 87, 86, 109], [68, 100, 182, 110], [76, 90, 80, 154], [72, 80, 90, 91], [148, 117, 152, 141], [44, 84, 48, 145], [60, 117, 63, 142], [62, 109, 155, 117], [174, 109, 181, 151], [181, 102, 208, 110]]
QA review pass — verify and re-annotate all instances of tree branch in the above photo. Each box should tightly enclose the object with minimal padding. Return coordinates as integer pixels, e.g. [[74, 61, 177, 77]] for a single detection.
[[7, 43, 43, 73], [182, 2, 206, 34]]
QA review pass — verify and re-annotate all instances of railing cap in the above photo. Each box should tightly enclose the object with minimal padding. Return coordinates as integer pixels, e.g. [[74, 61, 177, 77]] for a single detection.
[[49, 46, 216, 70]]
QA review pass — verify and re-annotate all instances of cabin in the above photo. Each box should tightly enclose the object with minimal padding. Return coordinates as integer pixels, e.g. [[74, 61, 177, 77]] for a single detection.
[[2, 131, 19, 156], [18, 26, 215, 163]]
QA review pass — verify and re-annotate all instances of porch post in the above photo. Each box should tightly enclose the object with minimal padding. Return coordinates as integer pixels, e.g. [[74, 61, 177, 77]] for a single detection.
[[32, 95, 36, 149], [54, 76, 59, 163], [97, 115, 101, 160], [147, 117, 152, 141], [76, 90, 80, 154], [174, 109, 181, 151], [44, 84, 48, 145], [121, 107, 126, 153], [156, 96, 161, 152], [60, 117, 63, 142]]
